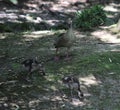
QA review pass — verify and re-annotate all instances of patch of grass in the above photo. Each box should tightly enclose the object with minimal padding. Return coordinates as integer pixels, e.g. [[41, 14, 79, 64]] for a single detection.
[[0, 31, 120, 110], [74, 5, 106, 30]]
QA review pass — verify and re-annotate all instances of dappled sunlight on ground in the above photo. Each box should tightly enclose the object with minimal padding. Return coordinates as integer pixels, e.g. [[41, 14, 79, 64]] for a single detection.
[[104, 3, 119, 12], [0, 1, 120, 109], [23, 30, 65, 40], [23, 30, 54, 39], [80, 74, 101, 87], [0, 34, 6, 39], [91, 30, 120, 43], [0, 30, 120, 109], [70, 98, 85, 106]]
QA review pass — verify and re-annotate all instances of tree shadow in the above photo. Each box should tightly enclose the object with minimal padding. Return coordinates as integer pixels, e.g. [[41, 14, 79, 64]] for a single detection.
[[0, 0, 120, 109], [0, 0, 119, 32], [0, 0, 85, 32], [0, 28, 120, 109]]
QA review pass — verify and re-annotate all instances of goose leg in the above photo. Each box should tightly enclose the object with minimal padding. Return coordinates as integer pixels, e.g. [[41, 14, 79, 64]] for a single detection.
[[70, 87, 73, 101], [65, 48, 70, 60], [70, 88, 73, 98], [26, 66, 32, 80], [78, 88, 84, 100], [26, 72, 32, 82], [54, 48, 59, 61]]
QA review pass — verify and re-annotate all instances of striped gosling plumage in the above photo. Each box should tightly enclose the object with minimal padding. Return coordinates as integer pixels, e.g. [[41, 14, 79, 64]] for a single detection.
[[62, 75, 84, 100]]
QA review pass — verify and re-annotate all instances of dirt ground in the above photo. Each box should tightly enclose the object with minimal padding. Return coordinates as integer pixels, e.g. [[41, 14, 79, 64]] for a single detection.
[[0, 0, 120, 110], [0, 0, 119, 31]]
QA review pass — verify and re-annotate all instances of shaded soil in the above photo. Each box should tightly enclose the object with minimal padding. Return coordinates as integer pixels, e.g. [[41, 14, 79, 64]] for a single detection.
[[0, 0, 120, 110], [0, 27, 120, 109], [0, 0, 119, 32]]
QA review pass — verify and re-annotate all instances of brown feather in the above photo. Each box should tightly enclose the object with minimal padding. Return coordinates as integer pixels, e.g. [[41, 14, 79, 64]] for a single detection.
[[54, 19, 75, 48]]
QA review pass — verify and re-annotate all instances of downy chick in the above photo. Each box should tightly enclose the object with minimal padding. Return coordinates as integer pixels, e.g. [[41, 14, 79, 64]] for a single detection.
[[21, 58, 45, 78], [62, 75, 84, 100]]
